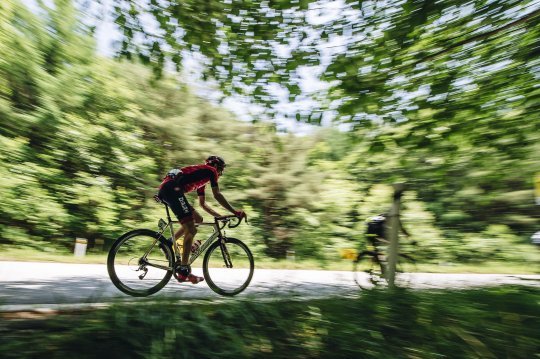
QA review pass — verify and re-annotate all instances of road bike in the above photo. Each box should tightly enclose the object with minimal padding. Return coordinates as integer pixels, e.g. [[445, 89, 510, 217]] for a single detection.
[[107, 198, 254, 297], [352, 242, 416, 290]]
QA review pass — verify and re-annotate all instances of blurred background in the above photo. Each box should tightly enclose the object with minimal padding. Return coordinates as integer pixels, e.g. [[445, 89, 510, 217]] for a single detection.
[[0, 0, 539, 270]]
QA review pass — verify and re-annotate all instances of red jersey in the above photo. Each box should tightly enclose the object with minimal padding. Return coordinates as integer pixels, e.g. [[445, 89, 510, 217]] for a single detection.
[[159, 164, 219, 195]]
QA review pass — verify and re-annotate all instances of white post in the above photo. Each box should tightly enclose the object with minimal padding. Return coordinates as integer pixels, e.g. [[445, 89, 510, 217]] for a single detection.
[[74, 238, 88, 257], [386, 183, 405, 288], [286, 250, 295, 262]]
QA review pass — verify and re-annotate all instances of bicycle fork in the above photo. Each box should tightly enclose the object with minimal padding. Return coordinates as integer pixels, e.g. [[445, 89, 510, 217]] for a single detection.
[[219, 241, 233, 268]]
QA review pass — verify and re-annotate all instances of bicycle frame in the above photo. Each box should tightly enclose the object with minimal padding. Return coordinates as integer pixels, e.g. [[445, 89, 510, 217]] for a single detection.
[[154, 203, 230, 266]]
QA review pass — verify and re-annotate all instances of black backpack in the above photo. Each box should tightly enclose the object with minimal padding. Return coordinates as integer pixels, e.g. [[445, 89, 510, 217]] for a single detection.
[[366, 215, 386, 239]]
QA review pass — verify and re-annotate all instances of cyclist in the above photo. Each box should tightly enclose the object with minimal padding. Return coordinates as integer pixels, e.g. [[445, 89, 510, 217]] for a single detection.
[[157, 155, 245, 284]]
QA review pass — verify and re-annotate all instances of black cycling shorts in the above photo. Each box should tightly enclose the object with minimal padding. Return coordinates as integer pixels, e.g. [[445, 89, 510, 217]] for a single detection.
[[158, 180, 193, 223]]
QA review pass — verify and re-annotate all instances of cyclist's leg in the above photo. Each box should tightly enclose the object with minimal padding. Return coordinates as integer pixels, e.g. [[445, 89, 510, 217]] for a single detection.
[[167, 196, 199, 274], [159, 182, 195, 241], [173, 207, 203, 240], [166, 193, 197, 263], [180, 219, 197, 265], [178, 219, 204, 283], [158, 184, 203, 283]]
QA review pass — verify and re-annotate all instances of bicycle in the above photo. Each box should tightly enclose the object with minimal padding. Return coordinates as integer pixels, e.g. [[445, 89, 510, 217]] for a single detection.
[[352, 240, 416, 290], [107, 198, 254, 297]]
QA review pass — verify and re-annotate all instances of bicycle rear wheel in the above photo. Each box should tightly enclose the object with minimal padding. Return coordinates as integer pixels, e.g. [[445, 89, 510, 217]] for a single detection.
[[352, 250, 385, 290], [203, 237, 254, 296], [107, 229, 173, 297]]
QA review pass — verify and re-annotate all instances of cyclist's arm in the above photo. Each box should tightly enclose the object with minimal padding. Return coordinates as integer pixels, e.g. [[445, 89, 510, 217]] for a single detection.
[[211, 186, 237, 215], [198, 191, 222, 218]]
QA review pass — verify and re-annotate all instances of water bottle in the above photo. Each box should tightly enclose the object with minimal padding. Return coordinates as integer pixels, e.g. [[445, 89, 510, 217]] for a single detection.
[[191, 239, 202, 253], [175, 239, 183, 251]]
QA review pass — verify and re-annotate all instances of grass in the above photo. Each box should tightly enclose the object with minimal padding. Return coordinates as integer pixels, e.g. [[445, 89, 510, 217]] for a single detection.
[[0, 247, 108, 264], [1, 287, 538, 358], [1, 246, 539, 274]]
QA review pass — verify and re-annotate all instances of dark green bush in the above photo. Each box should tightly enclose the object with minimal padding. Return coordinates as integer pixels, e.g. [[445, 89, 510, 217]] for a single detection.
[[1, 287, 538, 358]]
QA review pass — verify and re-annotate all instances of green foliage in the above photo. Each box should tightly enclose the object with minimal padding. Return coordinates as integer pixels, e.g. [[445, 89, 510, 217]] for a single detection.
[[0, 0, 336, 260], [1, 0, 538, 266], [105, 0, 540, 246], [1, 287, 539, 358]]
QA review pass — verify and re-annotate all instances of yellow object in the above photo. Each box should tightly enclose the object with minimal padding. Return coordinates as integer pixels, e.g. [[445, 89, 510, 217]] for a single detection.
[[176, 240, 183, 252], [340, 248, 358, 260]]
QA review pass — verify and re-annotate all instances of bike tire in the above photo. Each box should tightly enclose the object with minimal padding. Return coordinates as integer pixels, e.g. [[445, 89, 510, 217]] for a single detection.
[[203, 237, 254, 296], [107, 229, 173, 297]]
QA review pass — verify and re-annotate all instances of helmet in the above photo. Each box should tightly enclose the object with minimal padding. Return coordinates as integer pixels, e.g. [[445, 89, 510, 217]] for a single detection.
[[205, 155, 226, 174]]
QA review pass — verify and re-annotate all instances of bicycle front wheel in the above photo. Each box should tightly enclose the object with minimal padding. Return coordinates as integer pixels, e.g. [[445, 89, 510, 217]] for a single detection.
[[107, 229, 173, 297], [203, 237, 254, 296]]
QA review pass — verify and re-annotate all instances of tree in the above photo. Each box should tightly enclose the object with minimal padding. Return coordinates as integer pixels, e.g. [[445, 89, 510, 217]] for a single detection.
[[104, 0, 540, 232]]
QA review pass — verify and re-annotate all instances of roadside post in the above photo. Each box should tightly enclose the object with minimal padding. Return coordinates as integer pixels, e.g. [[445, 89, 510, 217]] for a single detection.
[[386, 183, 405, 288], [74, 238, 88, 257], [286, 250, 296, 262]]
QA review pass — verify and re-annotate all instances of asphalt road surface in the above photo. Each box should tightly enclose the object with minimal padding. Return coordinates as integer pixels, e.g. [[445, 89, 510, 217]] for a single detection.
[[1, 261, 538, 311]]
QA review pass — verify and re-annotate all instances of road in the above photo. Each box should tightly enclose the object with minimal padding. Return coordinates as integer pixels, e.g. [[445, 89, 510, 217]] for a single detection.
[[0, 261, 538, 311]]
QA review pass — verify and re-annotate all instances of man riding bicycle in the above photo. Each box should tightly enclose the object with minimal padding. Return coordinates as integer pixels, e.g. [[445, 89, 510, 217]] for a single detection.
[[157, 155, 245, 284]]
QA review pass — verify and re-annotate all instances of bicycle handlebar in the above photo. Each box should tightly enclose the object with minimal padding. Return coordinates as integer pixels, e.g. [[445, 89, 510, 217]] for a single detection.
[[215, 214, 248, 228]]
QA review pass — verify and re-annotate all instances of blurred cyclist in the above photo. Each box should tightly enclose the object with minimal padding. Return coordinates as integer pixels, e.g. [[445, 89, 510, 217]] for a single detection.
[[157, 155, 245, 284]]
